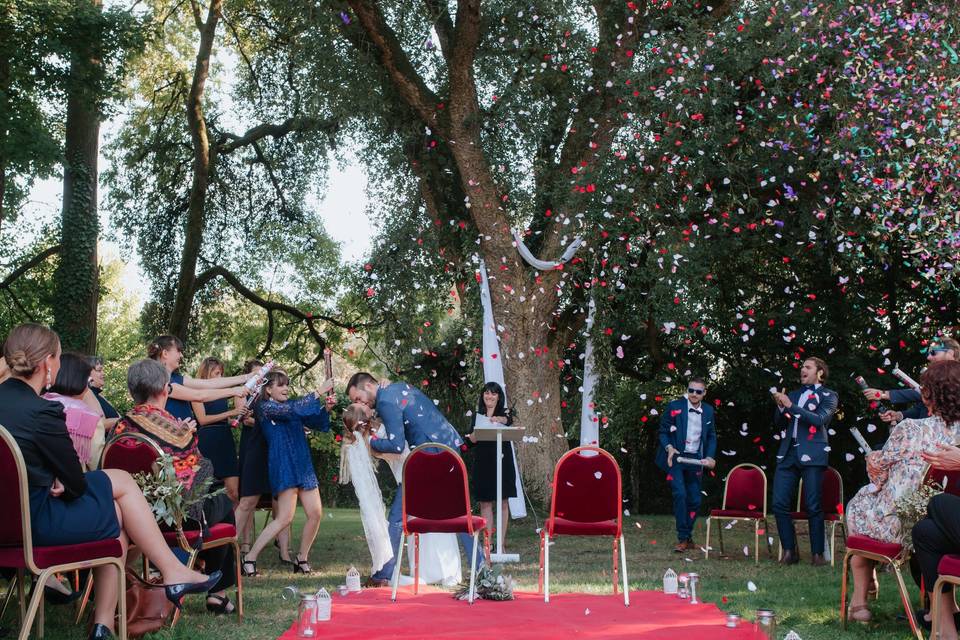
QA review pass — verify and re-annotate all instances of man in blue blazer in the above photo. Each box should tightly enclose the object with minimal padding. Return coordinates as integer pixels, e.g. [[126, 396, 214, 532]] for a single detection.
[[771, 357, 839, 566], [657, 376, 717, 552], [347, 372, 476, 585]]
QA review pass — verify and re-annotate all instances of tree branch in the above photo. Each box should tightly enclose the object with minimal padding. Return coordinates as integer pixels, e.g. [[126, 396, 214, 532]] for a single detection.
[[0, 245, 61, 290], [216, 116, 338, 154], [422, 0, 454, 61], [345, 0, 443, 130]]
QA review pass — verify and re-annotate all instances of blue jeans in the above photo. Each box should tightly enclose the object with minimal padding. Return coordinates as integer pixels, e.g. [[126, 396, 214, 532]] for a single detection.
[[669, 461, 703, 542], [371, 485, 481, 581], [773, 445, 825, 554]]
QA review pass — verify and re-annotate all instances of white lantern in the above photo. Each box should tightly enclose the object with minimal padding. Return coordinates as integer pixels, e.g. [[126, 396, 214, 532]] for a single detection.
[[346, 566, 362, 592], [662, 568, 678, 594]]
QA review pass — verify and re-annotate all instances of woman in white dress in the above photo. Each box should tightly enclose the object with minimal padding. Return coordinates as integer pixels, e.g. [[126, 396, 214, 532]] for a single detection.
[[341, 403, 462, 586]]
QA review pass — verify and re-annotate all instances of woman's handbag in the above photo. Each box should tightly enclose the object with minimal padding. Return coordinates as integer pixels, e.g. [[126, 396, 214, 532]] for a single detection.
[[124, 568, 174, 637]]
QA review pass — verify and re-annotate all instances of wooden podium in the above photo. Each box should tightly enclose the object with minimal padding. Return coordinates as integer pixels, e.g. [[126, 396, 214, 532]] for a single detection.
[[473, 420, 524, 563]]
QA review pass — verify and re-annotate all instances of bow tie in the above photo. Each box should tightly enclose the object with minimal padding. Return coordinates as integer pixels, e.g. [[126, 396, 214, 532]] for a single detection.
[[801, 384, 815, 392], [689, 408, 702, 415]]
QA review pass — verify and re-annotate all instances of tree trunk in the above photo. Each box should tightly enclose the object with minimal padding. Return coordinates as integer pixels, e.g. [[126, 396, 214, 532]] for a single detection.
[[168, 0, 221, 339], [53, 0, 102, 353]]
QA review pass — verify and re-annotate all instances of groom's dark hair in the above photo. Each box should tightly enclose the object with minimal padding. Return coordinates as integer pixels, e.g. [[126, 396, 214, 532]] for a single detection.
[[346, 371, 378, 393]]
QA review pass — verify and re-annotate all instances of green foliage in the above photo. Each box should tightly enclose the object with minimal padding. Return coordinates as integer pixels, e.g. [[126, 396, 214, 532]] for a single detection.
[[133, 453, 225, 527]]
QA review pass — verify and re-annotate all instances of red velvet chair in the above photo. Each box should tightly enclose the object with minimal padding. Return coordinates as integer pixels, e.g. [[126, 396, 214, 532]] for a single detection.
[[930, 554, 960, 640], [778, 467, 846, 566], [389, 443, 488, 604], [704, 463, 771, 564], [839, 465, 960, 640], [537, 447, 628, 606], [0, 425, 127, 640], [98, 432, 244, 623]]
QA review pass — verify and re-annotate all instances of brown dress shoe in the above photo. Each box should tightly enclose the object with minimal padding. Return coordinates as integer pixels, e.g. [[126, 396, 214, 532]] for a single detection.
[[779, 550, 800, 565], [673, 541, 689, 553], [811, 553, 828, 566], [363, 577, 392, 588]]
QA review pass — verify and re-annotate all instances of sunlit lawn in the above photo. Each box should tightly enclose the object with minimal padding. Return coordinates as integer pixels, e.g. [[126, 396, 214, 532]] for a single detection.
[[13, 508, 921, 639]]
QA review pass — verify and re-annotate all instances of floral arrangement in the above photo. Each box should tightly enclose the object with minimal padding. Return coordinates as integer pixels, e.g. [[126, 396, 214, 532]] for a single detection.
[[894, 481, 942, 551], [453, 564, 515, 601], [133, 454, 222, 527]]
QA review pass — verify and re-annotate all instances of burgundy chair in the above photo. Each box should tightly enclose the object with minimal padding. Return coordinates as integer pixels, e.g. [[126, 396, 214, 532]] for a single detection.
[[704, 463, 771, 564], [0, 425, 126, 640], [389, 443, 488, 604], [98, 432, 244, 623], [537, 447, 628, 606], [779, 467, 846, 566], [839, 465, 960, 640], [930, 554, 960, 640]]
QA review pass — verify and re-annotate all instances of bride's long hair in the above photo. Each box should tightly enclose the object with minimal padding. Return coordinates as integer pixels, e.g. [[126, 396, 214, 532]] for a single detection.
[[342, 404, 381, 443]]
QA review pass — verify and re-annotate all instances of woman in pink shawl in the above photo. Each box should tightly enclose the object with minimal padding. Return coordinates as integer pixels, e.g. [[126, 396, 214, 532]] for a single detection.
[[43, 353, 104, 468]]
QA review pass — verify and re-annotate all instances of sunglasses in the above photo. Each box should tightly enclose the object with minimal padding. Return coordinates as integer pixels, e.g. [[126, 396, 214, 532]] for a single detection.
[[687, 388, 705, 394], [929, 347, 950, 355]]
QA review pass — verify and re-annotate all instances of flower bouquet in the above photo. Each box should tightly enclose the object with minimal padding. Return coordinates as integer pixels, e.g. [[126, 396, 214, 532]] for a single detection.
[[453, 564, 515, 601]]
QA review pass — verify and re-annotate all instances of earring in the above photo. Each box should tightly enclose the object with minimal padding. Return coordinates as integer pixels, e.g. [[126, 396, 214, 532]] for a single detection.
[[46, 368, 52, 387]]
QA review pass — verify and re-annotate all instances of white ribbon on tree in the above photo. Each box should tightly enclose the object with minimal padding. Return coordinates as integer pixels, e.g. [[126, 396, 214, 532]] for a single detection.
[[480, 231, 599, 454], [478, 259, 527, 518]]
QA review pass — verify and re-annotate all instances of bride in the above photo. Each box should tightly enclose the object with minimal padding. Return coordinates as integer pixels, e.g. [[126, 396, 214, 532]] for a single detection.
[[340, 403, 462, 586]]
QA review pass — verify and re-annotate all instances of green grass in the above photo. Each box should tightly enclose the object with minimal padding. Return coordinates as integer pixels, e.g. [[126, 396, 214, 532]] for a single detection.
[[13, 509, 922, 639]]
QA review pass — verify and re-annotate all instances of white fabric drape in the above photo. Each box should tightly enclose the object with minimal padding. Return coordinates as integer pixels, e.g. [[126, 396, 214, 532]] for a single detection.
[[478, 259, 527, 518], [506, 232, 598, 448]]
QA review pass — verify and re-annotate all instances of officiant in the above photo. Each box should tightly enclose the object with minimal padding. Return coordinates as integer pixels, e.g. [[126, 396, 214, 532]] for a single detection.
[[466, 382, 516, 558]]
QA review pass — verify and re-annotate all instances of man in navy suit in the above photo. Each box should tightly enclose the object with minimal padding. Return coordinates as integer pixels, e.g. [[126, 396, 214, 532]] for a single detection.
[[657, 376, 717, 552], [771, 357, 838, 566]]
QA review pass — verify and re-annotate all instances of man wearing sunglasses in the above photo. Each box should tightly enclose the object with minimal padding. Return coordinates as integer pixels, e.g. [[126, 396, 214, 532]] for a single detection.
[[656, 376, 716, 553], [862, 337, 959, 423]]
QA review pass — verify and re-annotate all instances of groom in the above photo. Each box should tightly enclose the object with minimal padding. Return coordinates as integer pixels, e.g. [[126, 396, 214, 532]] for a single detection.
[[346, 372, 480, 586]]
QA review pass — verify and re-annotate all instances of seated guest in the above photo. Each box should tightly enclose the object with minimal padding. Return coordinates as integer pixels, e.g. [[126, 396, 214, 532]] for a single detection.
[[190, 356, 244, 504], [88, 356, 120, 432], [844, 360, 960, 623], [115, 358, 239, 615], [0, 324, 220, 640], [44, 352, 105, 469], [862, 336, 959, 423]]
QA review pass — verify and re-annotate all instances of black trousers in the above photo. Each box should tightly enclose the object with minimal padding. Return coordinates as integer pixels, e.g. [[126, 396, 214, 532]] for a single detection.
[[182, 492, 237, 593], [912, 493, 960, 594]]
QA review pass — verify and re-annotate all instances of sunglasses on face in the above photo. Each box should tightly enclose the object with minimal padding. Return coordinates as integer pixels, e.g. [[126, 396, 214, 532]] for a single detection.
[[929, 348, 950, 355], [687, 388, 705, 394]]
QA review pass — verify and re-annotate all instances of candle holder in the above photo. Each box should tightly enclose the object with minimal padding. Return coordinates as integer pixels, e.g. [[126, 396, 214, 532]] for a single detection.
[[663, 568, 678, 594], [687, 573, 700, 604], [725, 613, 741, 628], [346, 566, 362, 592], [678, 574, 689, 599], [754, 609, 777, 639]]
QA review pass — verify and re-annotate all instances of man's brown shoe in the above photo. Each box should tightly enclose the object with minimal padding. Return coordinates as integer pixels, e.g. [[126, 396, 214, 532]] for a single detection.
[[811, 553, 828, 567], [673, 541, 689, 553], [779, 550, 800, 565]]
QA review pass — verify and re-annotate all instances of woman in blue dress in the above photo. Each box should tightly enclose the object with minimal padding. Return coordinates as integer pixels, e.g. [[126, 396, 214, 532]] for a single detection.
[[191, 357, 244, 504], [145, 335, 249, 426], [241, 369, 336, 576]]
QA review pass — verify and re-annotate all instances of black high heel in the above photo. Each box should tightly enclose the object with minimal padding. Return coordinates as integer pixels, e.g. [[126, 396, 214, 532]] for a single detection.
[[164, 570, 222, 610], [88, 623, 114, 640], [278, 551, 293, 566], [45, 584, 82, 605], [292, 555, 312, 575], [241, 558, 259, 577]]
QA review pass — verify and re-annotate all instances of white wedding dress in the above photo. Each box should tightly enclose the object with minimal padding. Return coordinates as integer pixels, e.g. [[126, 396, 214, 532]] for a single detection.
[[340, 431, 462, 586]]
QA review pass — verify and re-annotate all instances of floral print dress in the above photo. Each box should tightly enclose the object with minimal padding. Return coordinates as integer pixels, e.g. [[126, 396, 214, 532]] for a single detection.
[[846, 416, 959, 543]]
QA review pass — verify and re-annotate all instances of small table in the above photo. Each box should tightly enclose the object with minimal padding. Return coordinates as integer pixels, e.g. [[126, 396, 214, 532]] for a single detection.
[[473, 422, 525, 563]]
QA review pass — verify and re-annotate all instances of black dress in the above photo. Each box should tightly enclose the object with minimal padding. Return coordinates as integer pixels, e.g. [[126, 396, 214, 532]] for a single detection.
[[467, 409, 517, 502], [197, 398, 239, 478], [0, 378, 120, 546], [238, 417, 271, 498]]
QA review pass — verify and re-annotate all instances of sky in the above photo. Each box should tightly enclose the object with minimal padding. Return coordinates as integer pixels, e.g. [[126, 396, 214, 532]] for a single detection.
[[25, 148, 373, 309]]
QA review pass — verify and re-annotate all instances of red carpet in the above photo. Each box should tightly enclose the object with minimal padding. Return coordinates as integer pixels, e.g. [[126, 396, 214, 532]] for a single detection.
[[278, 586, 763, 639]]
